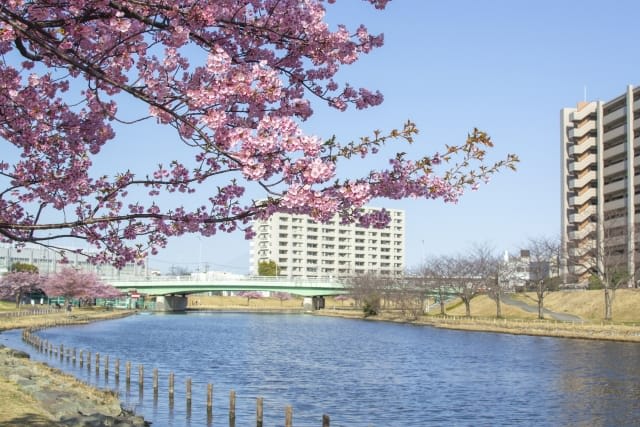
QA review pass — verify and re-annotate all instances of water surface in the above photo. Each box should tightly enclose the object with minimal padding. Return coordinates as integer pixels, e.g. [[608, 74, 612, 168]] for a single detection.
[[3, 312, 640, 426]]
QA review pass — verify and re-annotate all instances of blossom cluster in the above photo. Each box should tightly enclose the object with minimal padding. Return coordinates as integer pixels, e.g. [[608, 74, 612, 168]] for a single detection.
[[0, 1, 517, 266]]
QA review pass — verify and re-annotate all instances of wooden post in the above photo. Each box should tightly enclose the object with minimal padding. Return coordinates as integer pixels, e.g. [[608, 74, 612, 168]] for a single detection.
[[59, 344, 64, 361], [256, 397, 263, 427], [186, 377, 192, 416], [323, 414, 330, 427], [229, 389, 236, 427], [72, 348, 76, 364], [153, 368, 158, 396], [95, 353, 100, 374], [104, 355, 109, 376], [125, 361, 131, 385], [138, 364, 144, 389], [79, 350, 84, 367], [285, 405, 293, 427], [206, 383, 213, 416], [115, 358, 120, 382], [86, 351, 91, 369], [168, 372, 175, 401]]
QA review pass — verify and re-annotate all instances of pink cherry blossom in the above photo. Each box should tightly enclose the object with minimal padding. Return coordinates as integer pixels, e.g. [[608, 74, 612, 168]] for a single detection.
[[0, 1, 518, 267], [42, 267, 121, 301]]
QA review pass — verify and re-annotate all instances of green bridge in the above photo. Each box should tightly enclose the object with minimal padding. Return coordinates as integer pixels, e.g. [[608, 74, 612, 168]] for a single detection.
[[108, 276, 348, 311]]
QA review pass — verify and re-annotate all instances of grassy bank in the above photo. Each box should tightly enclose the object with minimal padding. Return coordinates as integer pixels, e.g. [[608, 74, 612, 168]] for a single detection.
[[317, 290, 640, 342], [0, 306, 137, 425], [444, 289, 640, 323], [188, 294, 306, 310]]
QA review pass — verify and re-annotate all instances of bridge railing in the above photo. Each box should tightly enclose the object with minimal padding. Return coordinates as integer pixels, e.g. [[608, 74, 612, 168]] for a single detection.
[[106, 275, 342, 283], [106, 275, 347, 289]]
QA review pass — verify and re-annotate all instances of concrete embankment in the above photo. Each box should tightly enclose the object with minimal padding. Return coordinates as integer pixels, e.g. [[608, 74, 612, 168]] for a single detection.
[[0, 309, 148, 426]]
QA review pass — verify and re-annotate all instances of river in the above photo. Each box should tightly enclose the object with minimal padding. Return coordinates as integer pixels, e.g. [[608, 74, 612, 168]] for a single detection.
[[2, 312, 640, 426]]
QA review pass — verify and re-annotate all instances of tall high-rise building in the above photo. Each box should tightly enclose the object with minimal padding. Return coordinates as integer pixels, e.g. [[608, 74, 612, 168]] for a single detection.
[[249, 208, 405, 278], [561, 85, 640, 285]]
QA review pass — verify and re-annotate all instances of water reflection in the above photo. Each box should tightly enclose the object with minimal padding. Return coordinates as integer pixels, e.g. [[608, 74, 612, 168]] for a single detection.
[[555, 340, 640, 426]]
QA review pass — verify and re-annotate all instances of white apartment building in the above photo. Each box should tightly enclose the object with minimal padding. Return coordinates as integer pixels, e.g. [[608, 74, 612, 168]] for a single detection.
[[561, 85, 640, 285], [0, 243, 148, 279], [249, 208, 405, 278]]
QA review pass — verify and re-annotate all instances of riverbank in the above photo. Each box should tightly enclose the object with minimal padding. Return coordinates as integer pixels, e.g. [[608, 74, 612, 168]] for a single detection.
[[189, 292, 640, 342], [2, 291, 639, 425], [0, 308, 147, 426], [316, 309, 640, 342]]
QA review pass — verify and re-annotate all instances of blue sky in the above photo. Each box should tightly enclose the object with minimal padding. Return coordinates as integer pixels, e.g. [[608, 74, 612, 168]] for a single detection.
[[79, 1, 640, 273]]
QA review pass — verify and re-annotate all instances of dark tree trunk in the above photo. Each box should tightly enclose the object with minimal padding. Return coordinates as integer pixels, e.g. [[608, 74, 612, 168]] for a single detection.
[[463, 298, 471, 317], [536, 283, 545, 320], [604, 288, 614, 321]]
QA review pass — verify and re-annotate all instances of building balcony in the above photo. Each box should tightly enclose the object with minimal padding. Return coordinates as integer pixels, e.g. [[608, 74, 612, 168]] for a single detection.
[[603, 142, 626, 160], [604, 124, 626, 141], [568, 227, 594, 241], [568, 189, 596, 207], [603, 106, 626, 125], [569, 208, 595, 224], [604, 160, 625, 177], [568, 172, 596, 190], [569, 122, 596, 139], [567, 245, 595, 259], [570, 104, 596, 122], [603, 179, 626, 195], [568, 137, 596, 156], [604, 197, 626, 211], [568, 153, 596, 173]]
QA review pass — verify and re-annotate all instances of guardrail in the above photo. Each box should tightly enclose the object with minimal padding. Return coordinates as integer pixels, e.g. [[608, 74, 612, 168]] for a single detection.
[[106, 275, 342, 284]]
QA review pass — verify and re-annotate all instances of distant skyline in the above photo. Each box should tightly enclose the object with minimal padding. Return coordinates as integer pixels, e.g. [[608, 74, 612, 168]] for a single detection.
[[142, 1, 640, 274]]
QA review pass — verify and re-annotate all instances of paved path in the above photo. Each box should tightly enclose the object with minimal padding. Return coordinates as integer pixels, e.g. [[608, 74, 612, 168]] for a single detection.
[[500, 294, 583, 322]]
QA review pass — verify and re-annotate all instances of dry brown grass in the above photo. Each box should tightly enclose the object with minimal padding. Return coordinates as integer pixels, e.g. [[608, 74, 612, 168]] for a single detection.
[[542, 289, 640, 323], [318, 291, 640, 342], [0, 377, 53, 425], [0, 309, 132, 425], [188, 295, 307, 310], [0, 301, 18, 312], [444, 295, 539, 319], [436, 290, 640, 324], [0, 307, 134, 332]]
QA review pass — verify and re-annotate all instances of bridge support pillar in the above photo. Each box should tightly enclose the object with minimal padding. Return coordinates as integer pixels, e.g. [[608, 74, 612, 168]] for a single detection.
[[154, 295, 188, 312], [312, 296, 325, 310]]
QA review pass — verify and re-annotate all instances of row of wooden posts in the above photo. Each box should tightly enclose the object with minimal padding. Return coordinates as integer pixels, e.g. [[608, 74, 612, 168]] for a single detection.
[[0, 308, 62, 317], [22, 327, 331, 426]]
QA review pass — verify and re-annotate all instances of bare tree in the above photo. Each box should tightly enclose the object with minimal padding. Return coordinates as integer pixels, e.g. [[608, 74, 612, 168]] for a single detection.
[[467, 243, 504, 318], [347, 273, 384, 317], [567, 213, 629, 321], [524, 236, 561, 319], [447, 253, 484, 318], [393, 278, 426, 320], [418, 256, 456, 316]]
